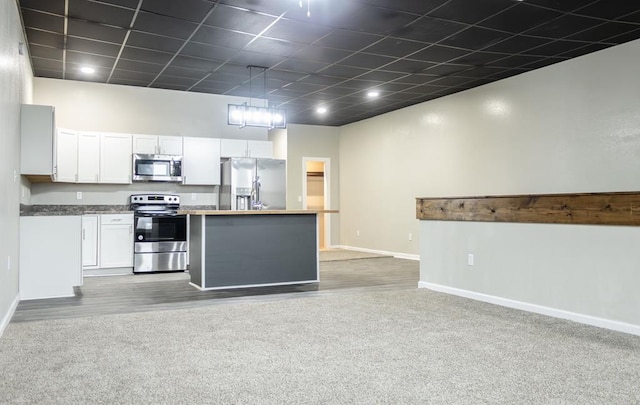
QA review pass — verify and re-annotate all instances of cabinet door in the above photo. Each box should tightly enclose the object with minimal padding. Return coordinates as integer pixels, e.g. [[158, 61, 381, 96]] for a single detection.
[[220, 139, 247, 158], [82, 215, 99, 267], [183, 137, 221, 185], [20, 104, 55, 176], [99, 215, 134, 268], [100, 133, 132, 184], [77, 132, 100, 183], [54, 128, 78, 183], [158, 135, 183, 155], [132, 134, 158, 154], [247, 140, 273, 158]]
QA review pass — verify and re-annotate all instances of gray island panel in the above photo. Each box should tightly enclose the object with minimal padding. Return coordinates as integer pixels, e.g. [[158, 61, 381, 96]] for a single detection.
[[200, 214, 318, 289]]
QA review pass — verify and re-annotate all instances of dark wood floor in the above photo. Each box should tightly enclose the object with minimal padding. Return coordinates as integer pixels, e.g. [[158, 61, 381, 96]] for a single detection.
[[12, 257, 419, 323]]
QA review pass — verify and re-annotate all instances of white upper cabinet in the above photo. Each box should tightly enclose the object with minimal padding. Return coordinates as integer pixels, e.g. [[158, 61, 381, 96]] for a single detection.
[[220, 139, 272, 158], [77, 132, 100, 183], [100, 133, 132, 184], [133, 134, 183, 155], [20, 104, 55, 177], [182, 137, 221, 185], [54, 128, 78, 183]]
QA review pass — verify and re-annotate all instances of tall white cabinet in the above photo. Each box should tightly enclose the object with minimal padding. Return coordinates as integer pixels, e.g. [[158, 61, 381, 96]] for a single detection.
[[100, 133, 132, 184], [77, 132, 100, 183], [182, 137, 221, 185]]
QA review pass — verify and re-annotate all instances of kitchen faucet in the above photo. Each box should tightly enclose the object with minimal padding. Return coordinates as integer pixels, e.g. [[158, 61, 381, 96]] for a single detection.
[[251, 176, 263, 210]]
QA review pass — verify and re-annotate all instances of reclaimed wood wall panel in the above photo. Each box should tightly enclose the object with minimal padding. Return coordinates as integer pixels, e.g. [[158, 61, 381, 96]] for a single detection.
[[416, 192, 640, 226]]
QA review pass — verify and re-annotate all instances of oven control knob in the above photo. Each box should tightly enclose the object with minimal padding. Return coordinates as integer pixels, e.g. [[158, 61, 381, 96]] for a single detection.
[[138, 235, 143, 241]]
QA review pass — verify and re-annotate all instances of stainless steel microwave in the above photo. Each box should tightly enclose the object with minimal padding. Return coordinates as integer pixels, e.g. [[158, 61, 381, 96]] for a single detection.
[[132, 154, 183, 182]]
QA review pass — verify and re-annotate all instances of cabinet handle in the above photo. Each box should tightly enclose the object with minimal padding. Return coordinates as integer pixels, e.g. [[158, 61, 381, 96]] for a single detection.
[[129, 225, 132, 234], [82, 229, 85, 240], [112, 218, 122, 221]]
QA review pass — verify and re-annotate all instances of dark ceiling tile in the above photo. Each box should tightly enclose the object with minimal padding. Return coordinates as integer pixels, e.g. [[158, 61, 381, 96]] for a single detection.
[[110, 69, 158, 82], [487, 54, 543, 68], [312, 86, 358, 96], [281, 81, 325, 93], [450, 51, 504, 66], [521, 0, 586, 12], [318, 65, 369, 79], [363, 0, 450, 15], [27, 43, 63, 60], [377, 82, 419, 92], [573, 1, 640, 20], [519, 57, 566, 70], [116, 59, 165, 74], [153, 75, 200, 87], [357, 70, 408, 82], [66, 51, 115, 68], [180, 42, 236, 62], [134, 11, 199, 39], [394, 74, 439, 85], [429, 0, 514, 24], [484, 69, 526, 80], [455, 66, 506, 78], [21, 9, 64, 33], [31, 57, 63, 71], [20, 0, 65, 15], [313, 29, 383, 51], [339, 79, 384, 90], [478, 3, 563, 34], [205, 71, 246, 84], [383, 58, 434, 73], [120, 47, 174, 64], [567, 22, 639, 43], [66, 37, 121, 57], [142, 0, 215, 23], [170, 55, 218, 71], [127, 31, 184, 53], [620, 11, 640, 24], [110, 77, 148, 87], [557, 43, 611, 58], [428, 75, 472, 86], [244, 38, 306, 57], [192, 81, 238, 93], [440, 26, 513, 51], [396, 17, 467, 43], [97, 0, 139, 10], [363, 38, 428, 58], [33, 68, 63, 78], [272, 58, 329, 74], [161, 66, 209, 80], [293, 45, 352, 63], [339, 53, 396, 69], [523, 40, 585, 57], [604, 28, 640, 45], [25, 29, 64, 48], [68, 0, 134, 27], [299, 74, 346, 86], [228, 50, 287, 68], [205, 5, 277, 35], [525, 14, 601, 39], [65, 68, 110, 82], [150, 82, 191, 91], [482, 35, 550, 53], [68, 19, 127, 44], [263, 18, 333, 44], [411, 45, 468, 63], [218, 0, 294, 15], [423, 63, 471, 76], [192, 25, 254, 49], [337, 6, 419, 35]]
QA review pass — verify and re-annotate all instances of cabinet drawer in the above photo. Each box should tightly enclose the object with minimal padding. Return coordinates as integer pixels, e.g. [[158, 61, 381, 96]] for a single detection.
[[100, 214, 133, 225]]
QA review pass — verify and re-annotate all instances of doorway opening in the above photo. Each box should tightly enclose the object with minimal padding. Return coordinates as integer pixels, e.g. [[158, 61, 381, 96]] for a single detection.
[[302, 157, 330, 250]]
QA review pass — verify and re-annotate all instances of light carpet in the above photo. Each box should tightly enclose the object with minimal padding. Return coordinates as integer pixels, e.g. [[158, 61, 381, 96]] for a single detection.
[[1, 289, 639, 404]]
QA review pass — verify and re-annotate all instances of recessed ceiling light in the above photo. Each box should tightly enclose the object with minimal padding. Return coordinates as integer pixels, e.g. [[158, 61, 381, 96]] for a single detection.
[[316, 106, 327, 114], [367, 90, 380, 98], [80, 66, 95, 74]]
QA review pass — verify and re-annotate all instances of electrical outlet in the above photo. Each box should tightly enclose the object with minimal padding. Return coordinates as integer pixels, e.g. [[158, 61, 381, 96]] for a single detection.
[[356, 230, 360, 237], [467, 253, 474, 266], [191, 193, 197, 201], [14, 170, 18, 184], [76, 192, 82, 200], [408, 233, 413, 241], [298, 195, 302, 202], [7, 256, 10, 271]]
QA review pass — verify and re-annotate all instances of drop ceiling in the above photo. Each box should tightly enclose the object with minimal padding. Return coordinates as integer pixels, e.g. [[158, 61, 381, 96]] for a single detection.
[[18, 0, 640, 126]]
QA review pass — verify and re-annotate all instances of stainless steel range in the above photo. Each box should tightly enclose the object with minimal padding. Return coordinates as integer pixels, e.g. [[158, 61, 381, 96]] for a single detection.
[[130, 194, 187, 273]]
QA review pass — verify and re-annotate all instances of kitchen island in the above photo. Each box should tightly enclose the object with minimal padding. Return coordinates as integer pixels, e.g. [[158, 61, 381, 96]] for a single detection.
[[181, 210, 337, 290]]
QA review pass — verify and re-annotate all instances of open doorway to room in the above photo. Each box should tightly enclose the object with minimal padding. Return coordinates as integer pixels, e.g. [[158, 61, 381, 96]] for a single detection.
[[302, 157, 330, 250]]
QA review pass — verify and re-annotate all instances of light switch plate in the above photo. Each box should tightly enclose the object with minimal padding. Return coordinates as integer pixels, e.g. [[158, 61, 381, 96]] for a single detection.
[[76, 192, 82, 200]]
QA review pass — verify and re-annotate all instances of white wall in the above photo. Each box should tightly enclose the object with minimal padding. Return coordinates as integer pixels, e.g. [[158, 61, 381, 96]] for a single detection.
[[339, 38, 640, 256], [286, 124, 340, 246], [1, 0, 34, 335], [339, 38, 640, 332]]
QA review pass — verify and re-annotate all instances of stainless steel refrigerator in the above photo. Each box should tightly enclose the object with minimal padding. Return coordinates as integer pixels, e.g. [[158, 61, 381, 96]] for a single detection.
[[220, 158, 286, 210]]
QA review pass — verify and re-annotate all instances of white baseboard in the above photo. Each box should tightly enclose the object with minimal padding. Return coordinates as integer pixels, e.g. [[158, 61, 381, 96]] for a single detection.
[[333, 245, 420, 261], [418, 281, 640, 337], [0, 295, 20, 339]]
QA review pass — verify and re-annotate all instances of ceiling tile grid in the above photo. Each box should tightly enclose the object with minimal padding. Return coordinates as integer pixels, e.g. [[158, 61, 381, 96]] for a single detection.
[[17, 0, 640, 126]]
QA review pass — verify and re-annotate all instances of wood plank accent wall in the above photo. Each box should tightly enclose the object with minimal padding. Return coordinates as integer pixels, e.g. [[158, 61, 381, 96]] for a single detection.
[[416, 192, 640, 226]]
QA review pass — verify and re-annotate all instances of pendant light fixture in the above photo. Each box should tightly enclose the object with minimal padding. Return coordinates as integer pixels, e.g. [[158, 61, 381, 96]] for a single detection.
[[227, 66, 287, 129]]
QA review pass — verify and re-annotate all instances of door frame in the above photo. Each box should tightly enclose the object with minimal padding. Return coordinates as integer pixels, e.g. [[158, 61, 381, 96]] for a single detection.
[[302, 157, 331, 249]]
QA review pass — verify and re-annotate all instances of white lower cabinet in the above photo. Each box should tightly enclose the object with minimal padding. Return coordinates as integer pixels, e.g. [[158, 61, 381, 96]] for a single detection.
[[81, 215, 99, 267], [98, 214, 134, 269]]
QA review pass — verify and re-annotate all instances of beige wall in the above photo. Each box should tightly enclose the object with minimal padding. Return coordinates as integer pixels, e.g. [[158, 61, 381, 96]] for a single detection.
[[1, 0, 34, 334], [340, 38, 640, 256], [286, 124, 340, 246]]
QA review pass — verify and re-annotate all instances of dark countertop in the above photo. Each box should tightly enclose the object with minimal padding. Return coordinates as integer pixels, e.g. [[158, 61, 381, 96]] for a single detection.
[[20, 204, 218, 216]]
